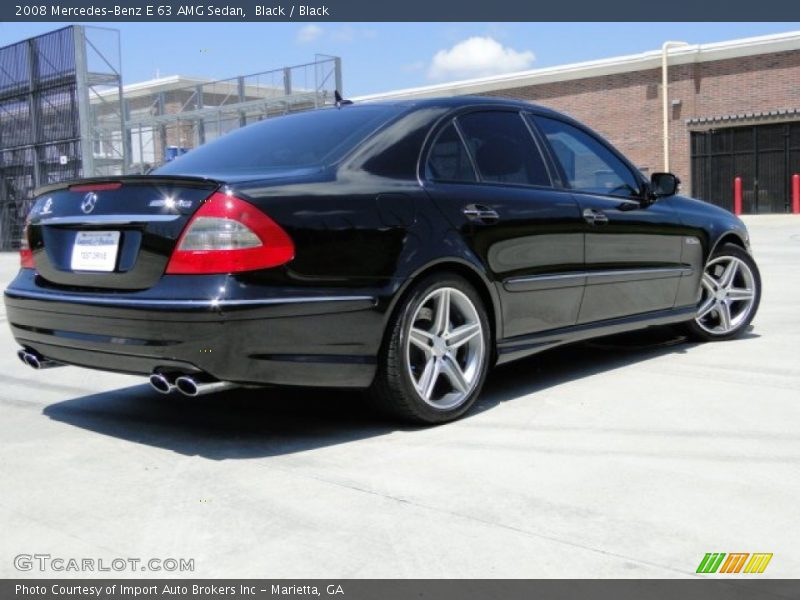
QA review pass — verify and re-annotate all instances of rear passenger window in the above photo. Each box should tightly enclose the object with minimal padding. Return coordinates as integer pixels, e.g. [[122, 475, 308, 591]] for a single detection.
[[456, 111, 550, 187], [426, 122, 477, 183]]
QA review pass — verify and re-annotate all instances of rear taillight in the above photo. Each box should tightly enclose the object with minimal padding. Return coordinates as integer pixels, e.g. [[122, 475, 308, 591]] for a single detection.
[[20, 222, 34, 269], [165, 192, 294, 274]]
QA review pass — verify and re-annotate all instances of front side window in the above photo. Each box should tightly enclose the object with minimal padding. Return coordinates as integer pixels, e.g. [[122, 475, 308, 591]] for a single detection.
[[425, 121, 477, 183], [533, 115, 640, 197], [456, 111, 551, 187]]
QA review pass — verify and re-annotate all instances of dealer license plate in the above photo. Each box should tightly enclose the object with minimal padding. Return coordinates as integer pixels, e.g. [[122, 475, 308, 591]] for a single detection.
[[70, 231, 121, 272]]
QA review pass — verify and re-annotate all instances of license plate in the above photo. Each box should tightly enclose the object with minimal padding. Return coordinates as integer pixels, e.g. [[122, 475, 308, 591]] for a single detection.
[[71, 231, 121, 272]]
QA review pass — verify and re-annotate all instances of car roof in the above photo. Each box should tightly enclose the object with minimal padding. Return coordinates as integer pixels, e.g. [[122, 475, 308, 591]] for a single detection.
[[356, 95, 566, 118]]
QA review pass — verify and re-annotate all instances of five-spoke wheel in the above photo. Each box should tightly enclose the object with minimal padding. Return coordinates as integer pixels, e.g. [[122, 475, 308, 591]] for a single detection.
[[406, 287, 484, 410], [684, 243, 761, 341], [370, 274, 490, 424]]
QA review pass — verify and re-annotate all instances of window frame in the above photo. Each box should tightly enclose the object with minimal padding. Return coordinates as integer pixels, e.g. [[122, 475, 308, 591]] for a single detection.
[[526, 112, 646, 200], [420, 106, 556, 191]]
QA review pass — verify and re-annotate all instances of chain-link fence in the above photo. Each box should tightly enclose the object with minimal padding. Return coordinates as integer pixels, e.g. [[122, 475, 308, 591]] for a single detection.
[[0, 25, 123, 250], [122, 56, 342, 174], [0, 27, 80, 249]]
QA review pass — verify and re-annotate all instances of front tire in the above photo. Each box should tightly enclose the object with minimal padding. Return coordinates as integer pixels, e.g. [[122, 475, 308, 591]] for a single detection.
[[370, 274, 491, 424], [683, 243, 761, 342]]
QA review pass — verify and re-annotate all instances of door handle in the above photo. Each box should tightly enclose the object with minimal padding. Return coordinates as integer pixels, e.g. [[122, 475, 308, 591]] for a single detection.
[[583, 208, 609, 225], [463, 204, 499, 223]]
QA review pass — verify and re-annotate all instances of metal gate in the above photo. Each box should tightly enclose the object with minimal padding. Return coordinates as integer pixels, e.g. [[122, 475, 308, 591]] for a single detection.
[[691, 122, 800, 214]]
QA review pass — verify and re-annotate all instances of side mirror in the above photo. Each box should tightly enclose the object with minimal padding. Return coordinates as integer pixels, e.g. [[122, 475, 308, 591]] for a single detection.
[[650, 172, 680, 197]]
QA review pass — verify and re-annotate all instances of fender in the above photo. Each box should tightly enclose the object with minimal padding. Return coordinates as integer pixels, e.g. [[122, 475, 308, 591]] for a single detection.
[[384, 254, 504, 344], [708, 228, 750, 258]]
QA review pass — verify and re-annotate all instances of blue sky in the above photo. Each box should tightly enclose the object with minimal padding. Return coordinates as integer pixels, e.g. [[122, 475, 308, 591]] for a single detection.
[[1, 22, 798, 96]]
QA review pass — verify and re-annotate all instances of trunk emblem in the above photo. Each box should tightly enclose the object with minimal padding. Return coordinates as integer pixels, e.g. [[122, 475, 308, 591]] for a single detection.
[[149, 197, 193, 209], [81, 193, 98, 214]]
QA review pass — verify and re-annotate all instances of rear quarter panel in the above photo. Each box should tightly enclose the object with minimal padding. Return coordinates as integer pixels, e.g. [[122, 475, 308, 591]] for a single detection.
[[233, 173, 425, 286]]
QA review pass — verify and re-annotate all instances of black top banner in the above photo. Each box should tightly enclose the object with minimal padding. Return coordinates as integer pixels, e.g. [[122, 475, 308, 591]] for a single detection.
[[3, 0, 800, 21]]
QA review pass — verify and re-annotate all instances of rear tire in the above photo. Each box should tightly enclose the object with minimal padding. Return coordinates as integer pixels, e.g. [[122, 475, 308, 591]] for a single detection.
[[682, 243, 761, 342], [370, 274, 491, 424]]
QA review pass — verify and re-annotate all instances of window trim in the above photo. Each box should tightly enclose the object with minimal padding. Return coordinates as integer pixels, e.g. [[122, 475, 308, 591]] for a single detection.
[[452, 119, 480, 180], [424, 118, 479, 184], [518, 111, 558, 188], [527, 112, 646, 200], [420, 106, 556, 191]]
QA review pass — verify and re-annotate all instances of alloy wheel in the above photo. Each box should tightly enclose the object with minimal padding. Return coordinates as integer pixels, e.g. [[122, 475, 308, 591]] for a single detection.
[[405, 287, 485, 410], [695, 255, 757, 335]]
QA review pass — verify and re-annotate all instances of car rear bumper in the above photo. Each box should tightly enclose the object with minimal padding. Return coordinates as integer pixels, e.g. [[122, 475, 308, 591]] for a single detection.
[[4, 270, 388, 388]]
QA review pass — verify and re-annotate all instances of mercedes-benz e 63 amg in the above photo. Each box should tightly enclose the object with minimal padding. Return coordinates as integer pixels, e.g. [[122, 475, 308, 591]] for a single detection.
[[5, 97, 761, 423]]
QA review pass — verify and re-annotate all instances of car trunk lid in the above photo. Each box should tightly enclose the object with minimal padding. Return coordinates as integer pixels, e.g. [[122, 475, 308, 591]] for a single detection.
[[26, 176, 219, 290]]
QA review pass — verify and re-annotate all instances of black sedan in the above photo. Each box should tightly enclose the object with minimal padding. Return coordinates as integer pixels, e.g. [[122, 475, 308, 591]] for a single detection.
[[4, 97, 761, 423]]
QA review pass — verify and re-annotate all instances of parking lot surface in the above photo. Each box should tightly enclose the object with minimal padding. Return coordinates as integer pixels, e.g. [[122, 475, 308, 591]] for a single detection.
[[1, 215, 798, 578]]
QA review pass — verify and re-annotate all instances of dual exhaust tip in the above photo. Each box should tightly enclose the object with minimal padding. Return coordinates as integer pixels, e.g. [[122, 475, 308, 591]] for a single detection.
[[17, 348, 234, 397], [149, 372, 236, 397]]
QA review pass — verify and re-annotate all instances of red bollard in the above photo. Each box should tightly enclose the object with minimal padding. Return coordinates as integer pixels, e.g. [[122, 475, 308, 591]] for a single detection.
[[734, 176, 743, 216], [793, 174, 800, 214]]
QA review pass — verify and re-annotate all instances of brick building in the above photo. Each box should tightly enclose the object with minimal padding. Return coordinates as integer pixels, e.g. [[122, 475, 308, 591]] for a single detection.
[[359, 31, 800, 214]]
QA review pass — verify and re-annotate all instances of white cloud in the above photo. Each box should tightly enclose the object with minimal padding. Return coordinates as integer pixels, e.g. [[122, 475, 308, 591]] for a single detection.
[[428, 36, 535, 80], [331, 26, 356, 43], [297, 24, 376, 45], [296, 24, 323, 44], [331, 26, 377, 43]]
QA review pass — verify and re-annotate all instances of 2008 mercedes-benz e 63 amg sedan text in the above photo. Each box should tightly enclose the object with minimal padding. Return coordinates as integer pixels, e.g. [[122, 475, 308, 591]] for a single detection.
[[5, 97, 761, 423]]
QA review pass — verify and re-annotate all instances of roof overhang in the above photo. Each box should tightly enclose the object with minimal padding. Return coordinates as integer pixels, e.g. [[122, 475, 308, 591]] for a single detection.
[[687, 107, 800, 130]]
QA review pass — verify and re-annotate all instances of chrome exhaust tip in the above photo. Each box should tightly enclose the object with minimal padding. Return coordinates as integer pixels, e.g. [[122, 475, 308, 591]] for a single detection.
[[18, 349, 62, 370], [174, 376, 198, 397], [149, 373, 175, 395], [175, 376, 237, 397]]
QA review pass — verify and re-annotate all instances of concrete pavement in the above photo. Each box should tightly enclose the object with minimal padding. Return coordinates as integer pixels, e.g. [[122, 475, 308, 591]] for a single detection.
[[1, 215, 798, 578]]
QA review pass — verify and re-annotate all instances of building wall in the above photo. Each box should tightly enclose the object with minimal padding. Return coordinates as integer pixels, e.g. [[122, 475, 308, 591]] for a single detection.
[[482, 49, 800, 195]]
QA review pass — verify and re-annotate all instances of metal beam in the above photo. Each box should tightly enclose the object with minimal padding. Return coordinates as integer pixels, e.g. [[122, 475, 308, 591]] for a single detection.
[[73, 26, 95, 178], [26, 37, 42, 189]]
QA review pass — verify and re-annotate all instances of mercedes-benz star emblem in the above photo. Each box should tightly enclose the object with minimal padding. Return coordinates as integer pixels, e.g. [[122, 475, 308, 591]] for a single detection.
[[81, 192, 98, 214], [40, 197, 53, 215]]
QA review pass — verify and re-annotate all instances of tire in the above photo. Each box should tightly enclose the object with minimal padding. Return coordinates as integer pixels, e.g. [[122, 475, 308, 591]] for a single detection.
[[682, 243, 761, 342], [370, 273, 491, 424]]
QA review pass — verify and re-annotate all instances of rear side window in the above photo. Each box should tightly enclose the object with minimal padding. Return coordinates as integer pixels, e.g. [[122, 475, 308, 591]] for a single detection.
[[456, 111, 550, 187], [533, 115, 640, 197], [155, 105, 401, 175], [425, 122, 477, 183]]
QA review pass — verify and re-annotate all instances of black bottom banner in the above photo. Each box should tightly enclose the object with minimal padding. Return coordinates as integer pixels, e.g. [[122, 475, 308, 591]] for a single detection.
[[4, 580, 800, 600]]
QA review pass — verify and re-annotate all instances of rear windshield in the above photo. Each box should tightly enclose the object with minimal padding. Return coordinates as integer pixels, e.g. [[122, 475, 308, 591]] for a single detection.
[[154, 105, 402, 175]]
